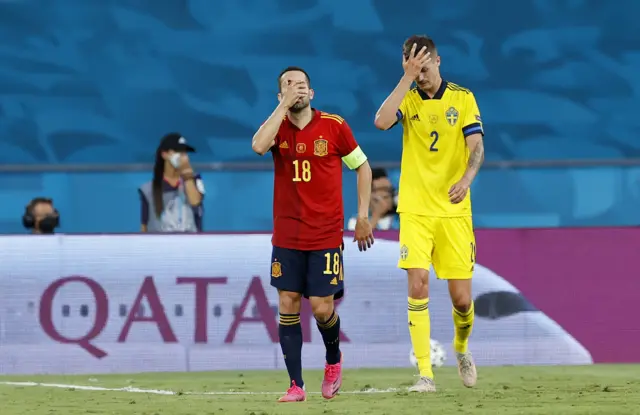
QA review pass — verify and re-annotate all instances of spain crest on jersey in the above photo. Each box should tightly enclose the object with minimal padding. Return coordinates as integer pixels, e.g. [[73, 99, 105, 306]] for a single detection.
[[271, 261, 282, 278], [445, 107, 459, 126], [314, 138, 328, 156]]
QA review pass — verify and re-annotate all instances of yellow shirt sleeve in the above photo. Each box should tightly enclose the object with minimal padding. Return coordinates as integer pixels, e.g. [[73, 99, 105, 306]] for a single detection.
[[461, 92, 484, 137], [396, 94, 410, 126]]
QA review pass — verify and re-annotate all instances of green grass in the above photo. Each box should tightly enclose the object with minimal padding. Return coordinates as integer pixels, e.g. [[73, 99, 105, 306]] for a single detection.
[[1, 365, 639, 414]]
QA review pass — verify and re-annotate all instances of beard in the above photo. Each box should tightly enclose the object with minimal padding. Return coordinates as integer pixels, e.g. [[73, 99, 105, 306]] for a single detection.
[[288, 97, 310, 113]]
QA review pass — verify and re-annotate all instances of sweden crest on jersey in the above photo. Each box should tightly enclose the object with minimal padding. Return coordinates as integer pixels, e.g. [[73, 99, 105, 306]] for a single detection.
[[445, 107, 459, 126]]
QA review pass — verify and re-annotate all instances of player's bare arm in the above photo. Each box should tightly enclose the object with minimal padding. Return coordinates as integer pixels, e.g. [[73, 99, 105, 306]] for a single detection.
[[374, 44, 431, 130], [449, 133, 484, 204], [251, 81, 307, 155], [340, 121, 374, 251], [354, 160, 374, 251]]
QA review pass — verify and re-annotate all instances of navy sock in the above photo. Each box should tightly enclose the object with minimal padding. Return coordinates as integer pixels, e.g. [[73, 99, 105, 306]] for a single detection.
[[279, 313, 304, 388], [316, 311, 341, 365]]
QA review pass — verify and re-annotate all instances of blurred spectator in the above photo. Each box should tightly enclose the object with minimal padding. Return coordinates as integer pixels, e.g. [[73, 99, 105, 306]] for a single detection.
[[348, 168, 399, 231], [138, 133, 205, 233], [22, 197, 60, 234]]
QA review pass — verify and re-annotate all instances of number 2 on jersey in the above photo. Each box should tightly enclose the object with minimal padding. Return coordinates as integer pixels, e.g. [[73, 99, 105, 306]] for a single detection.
[[429, 131, 439, 152], [292, 159, 311, 182]]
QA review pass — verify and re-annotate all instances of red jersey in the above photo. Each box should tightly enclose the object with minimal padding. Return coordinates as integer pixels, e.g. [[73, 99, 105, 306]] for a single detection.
[[271, 109, 360, 251]]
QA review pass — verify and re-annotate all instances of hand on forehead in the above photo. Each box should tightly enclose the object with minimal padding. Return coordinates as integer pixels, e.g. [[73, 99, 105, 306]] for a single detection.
[[282, 71, 308, 86]]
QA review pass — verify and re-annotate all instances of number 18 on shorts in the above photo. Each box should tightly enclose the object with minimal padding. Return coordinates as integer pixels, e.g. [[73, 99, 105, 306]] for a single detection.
[[270, 245, 344, 299]]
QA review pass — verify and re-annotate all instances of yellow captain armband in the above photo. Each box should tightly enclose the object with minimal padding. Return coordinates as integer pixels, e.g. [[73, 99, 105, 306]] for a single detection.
[[342, 146, 368, 170]]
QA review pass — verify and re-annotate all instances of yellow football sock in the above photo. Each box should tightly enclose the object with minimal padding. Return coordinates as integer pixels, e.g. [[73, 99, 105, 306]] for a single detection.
[[453, 301, 475, 354], [408, 297, 433, 379]]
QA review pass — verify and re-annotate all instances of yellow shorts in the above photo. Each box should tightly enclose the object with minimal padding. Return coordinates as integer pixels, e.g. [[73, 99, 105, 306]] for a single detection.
[[397, 213, 476, 279]]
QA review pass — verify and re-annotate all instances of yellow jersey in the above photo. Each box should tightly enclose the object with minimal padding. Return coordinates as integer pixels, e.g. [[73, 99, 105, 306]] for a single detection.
[[395, 80, 483, 217]]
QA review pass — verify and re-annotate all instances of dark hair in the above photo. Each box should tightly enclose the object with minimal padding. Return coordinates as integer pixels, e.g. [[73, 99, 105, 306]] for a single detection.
[[152, 147, 165, 218], [403, 35, 437, 59], [372, 168, 388, 181], [277, 66, 311, 91]]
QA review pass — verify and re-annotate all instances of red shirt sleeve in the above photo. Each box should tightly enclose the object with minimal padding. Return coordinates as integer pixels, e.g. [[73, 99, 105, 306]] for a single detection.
[[335, 120, 359, 157]]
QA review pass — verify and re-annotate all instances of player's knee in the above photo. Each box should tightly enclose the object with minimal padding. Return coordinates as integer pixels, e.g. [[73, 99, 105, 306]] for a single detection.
[[309, 296, 334, 322], [450, 290, 472, 311], [451, 294, 472, 312], [278, 291, 302, 314], [448, 281, 473, 311], [408, 282, 429, 299], [407, 268, 429, 299]]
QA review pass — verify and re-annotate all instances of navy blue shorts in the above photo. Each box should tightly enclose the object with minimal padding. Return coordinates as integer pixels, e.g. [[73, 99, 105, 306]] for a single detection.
[[270, 245, 344, 299]]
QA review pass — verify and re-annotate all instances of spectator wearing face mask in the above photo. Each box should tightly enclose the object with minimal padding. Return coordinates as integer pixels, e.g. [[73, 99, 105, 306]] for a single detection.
[[139, 133, 205, 233], [348, 168, 399, 231], [23, 197, 60, 234]]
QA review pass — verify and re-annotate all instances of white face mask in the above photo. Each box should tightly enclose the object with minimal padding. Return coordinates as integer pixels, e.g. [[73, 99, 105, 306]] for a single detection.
[[169, 153, 182, 168]]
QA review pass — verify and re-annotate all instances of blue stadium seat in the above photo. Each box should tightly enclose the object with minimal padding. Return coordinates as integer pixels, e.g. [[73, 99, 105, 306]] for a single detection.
[[0, 0, 638, 231], [0, 0, 638, 163]]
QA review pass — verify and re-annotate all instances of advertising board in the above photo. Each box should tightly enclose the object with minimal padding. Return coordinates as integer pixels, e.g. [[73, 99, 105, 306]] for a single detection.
[[0, 233, 594, 375]]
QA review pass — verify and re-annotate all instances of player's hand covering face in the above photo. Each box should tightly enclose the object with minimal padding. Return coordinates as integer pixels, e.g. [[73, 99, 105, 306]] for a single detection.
[[402, 43, 431, 80], [353, 217, 374, 251], [279, 76, 311, 113]]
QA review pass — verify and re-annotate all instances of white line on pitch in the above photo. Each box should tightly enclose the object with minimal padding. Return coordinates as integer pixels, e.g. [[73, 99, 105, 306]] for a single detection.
[[0, 381, 401, 395]]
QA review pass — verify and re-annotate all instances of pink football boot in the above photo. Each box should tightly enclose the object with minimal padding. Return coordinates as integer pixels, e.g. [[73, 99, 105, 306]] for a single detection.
[[321, 354, 343, 399], [278, 381, 306, 402]]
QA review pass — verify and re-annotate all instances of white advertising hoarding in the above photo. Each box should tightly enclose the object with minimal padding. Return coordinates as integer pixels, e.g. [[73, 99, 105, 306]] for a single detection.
[[0, 234, 591, 374]]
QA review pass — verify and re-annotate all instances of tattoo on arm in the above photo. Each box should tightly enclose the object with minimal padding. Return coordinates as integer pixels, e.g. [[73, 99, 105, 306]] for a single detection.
[[464, 140, 484, 181], [468, 141, 484, 170]]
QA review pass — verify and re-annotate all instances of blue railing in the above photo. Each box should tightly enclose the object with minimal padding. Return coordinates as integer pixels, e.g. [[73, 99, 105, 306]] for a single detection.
[[1, 159, 638, 233]]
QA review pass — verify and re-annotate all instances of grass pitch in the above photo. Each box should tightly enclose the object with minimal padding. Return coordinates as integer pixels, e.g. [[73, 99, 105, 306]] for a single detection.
[[1, 365, 639, 414]]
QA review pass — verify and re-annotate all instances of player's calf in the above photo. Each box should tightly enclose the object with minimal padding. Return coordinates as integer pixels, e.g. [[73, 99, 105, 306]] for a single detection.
[[406, 268, 434, 380], [310, 296, 343, 399], [278, 291, 305, 393], [311, 296, 341, 365], [448, 279, 477, 387], [448, 280, 475, 355]]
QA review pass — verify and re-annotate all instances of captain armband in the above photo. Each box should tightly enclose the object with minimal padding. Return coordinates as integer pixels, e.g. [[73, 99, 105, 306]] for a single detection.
[[342, 146, 368, 170]]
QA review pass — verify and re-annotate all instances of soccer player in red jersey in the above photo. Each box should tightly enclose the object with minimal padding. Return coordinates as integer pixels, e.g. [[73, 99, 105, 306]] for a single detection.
[[252, 67, 374, 402]]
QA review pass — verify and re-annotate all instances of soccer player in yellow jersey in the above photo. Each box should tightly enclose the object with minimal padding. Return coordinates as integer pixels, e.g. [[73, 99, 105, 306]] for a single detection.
[[374, 35, 484, 393]]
